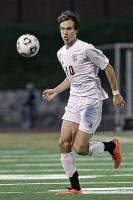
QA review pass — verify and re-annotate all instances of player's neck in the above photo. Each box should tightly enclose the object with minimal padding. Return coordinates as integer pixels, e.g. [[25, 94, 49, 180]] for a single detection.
[[65, 38, 77, 50]]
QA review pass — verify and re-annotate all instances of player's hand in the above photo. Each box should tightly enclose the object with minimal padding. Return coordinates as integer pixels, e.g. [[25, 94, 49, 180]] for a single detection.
[[113, 95, 125, 108], [42, 89, 57, 101]]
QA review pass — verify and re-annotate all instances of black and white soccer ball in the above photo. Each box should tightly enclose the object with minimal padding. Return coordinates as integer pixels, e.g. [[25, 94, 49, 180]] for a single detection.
[[16, 34, 40, 57]]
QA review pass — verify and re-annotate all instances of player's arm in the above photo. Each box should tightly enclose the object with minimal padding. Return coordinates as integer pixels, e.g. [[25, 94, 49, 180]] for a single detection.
[[104, 64, 125, 108], [54, 77, 70, 94], [42, 77, 70, 101]]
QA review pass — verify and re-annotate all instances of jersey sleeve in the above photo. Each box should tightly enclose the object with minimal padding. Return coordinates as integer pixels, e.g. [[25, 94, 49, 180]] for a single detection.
[[85, 44, 109, 70], [57, 51, 61, 63]]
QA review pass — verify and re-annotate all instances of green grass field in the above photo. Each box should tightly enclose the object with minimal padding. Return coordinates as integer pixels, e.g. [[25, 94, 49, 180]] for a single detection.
[[0, 131, 133, 200]]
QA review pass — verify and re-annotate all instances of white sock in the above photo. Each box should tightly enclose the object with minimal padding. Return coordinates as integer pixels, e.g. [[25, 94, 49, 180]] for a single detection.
[[88, 141, 105, 156], [61, 152, 76, 178]]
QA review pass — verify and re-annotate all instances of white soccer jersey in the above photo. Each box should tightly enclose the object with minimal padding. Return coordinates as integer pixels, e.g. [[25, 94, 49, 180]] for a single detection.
[[57, 39, 109, 100]]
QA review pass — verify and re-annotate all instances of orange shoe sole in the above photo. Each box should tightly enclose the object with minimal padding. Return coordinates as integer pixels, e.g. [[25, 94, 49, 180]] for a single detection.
[[55, 189, 83, 195], [111, 139, 122, 169]]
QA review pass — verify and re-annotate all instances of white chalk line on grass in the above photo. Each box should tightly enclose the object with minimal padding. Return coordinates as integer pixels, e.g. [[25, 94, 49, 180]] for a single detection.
[[0, 191, 133, 194], [49, 187, 133, 194], [0, 192, 45, 194], [0, 168, 133, 173], [0, 182, 133, 186], [0, 154, 60, 158], [0, 191, 49, 194], [2, 162, 132, 167], [0, 157, 132, 162], [0, 187, 133, 195], [0, 152, 133, 157], [0, 174, 133, 180]]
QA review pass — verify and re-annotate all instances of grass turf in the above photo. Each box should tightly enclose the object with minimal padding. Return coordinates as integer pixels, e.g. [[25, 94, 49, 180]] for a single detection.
[[0, 131, 132, 200]]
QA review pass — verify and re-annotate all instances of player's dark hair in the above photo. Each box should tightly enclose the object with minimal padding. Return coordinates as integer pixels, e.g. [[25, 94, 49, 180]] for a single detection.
[[57, 10, 80, 30]]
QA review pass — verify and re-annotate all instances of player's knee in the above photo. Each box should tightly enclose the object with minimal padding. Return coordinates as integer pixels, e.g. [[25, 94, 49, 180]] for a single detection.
[[73, 144, 88, 155], [58, 139, 71, 152]]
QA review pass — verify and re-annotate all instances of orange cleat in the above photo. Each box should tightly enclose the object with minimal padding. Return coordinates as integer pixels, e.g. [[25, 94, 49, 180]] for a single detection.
[[111, 139, 122, 169], [55, 188, 83, 195]]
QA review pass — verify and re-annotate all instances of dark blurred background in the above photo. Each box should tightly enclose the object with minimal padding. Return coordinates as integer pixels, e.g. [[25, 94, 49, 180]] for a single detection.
[[0, 0, 133, 131]]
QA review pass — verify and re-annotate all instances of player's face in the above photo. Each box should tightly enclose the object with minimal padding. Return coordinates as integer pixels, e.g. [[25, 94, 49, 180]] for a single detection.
[[60, 20, 78, 47]]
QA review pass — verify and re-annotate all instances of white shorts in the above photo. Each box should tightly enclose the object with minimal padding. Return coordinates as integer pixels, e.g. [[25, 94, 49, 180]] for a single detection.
[[62, 95, 103, 134]]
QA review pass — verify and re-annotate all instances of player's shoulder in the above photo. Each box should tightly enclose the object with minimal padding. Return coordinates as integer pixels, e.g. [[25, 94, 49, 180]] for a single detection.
[[57, 45, 66, 56], [77, 40, 95, 51], [80, 40, 104, 56]]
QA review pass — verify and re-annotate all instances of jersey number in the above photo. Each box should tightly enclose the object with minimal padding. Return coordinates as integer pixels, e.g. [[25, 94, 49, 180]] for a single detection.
[[65, 66, 75, 76]]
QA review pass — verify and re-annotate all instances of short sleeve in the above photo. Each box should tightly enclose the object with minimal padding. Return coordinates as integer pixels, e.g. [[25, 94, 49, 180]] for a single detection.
[[57, 51, 61, 63], [85, 44, 109, 70]]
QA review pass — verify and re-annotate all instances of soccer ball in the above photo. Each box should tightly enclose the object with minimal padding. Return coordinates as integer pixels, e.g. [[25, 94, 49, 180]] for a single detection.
[[16, 34, 40, 57]]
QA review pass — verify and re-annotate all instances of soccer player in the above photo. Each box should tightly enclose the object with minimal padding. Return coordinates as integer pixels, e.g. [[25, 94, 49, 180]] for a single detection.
[[42, 10, 125, 195]]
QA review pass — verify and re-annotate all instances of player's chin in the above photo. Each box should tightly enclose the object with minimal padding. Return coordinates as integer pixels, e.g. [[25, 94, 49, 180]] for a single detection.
[[63, 37, 69, 42]]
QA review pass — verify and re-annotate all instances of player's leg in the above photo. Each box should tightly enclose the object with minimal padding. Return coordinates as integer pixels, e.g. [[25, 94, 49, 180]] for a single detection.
[[56, 120, 82, 195], [73, 132, 122, 168], [59, 120, 78, 153], [73, 130, 105, 156], [56, 94, 83, 195], [73, 131, 122, 169], [73, 99, 122, 168]]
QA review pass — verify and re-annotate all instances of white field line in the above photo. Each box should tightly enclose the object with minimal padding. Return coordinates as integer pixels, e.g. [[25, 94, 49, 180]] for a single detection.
[[0, 192, 41, 194], [50, 187, 133, 194], [0, 154, 60, 158], [0, 152, 133, 157], [1, 162, 132, 167], [0, 174, 133, 180], [0, 168, 133, 173], [0, 190, 132, 195], [0, 182, 133, 186], [1, 152, 133, 156], [0, 157, 132, 162]]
